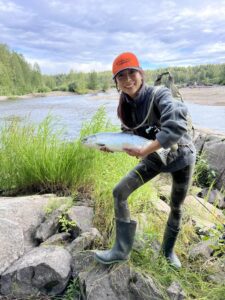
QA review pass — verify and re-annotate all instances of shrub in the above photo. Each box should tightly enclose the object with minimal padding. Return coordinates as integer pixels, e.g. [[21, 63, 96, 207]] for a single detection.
[[193, 154, 217, 187], [36, 86, 51, 93]]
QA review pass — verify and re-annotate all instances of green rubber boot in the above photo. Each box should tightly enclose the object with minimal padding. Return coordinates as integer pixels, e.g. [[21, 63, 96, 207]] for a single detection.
[[161, 224, 181, 269], [95, 220, 137, 264]]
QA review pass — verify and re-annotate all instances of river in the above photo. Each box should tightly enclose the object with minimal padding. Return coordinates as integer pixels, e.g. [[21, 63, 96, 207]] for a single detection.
[[0, 91, 225, 139]]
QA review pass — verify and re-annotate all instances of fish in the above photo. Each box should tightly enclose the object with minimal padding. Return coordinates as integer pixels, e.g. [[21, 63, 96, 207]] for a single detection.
[[81, 132, 170, 165]]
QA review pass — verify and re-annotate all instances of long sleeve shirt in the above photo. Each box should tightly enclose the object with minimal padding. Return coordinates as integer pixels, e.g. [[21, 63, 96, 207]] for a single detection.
[[121, 84, 196, 172]]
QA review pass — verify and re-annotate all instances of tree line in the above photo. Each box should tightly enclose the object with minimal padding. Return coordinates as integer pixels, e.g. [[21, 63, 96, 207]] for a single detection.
[[0, 43, 225, 96], [0, 44, 43, 96]]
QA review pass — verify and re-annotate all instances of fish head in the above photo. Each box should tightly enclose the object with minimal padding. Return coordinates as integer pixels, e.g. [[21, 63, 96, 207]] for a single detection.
[[81, 134, 105, 149]]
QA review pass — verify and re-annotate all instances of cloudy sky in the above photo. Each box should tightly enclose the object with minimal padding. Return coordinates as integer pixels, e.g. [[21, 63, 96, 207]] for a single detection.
[[0, 0, 225, 74]]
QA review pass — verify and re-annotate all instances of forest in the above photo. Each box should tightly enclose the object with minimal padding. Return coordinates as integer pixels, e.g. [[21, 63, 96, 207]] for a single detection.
[[1, 43, 225, 96]]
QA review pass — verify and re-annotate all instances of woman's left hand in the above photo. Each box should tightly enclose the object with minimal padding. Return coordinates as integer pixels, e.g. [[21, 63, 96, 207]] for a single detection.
[[123, 147, 142, 158], [124, 139, 162, 158]]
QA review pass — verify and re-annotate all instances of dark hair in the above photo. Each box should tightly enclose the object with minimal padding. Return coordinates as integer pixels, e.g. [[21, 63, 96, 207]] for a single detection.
[[117, 92, 132, 128]]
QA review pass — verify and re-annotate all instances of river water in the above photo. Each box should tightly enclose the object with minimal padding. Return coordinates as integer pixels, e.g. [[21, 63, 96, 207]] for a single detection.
[[0, 91, 225, 139]]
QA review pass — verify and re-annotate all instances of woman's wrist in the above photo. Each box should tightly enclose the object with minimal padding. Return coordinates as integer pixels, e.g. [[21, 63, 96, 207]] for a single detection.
[[140, 139, 162, 157]]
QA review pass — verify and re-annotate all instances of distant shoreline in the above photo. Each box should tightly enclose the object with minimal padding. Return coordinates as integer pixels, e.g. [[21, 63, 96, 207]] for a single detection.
[[1, 86, 225, 106], [179, 85, 225, 106], [0, 91, 76, 102]]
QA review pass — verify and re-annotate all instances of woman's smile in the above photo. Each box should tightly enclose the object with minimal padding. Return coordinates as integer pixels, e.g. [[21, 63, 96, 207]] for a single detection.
[[116, 69, 143, 98]]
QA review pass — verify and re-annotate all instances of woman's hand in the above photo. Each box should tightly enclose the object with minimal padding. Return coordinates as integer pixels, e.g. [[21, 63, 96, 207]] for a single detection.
[[123, 147, 142, 158], [123, 139, 162, 158]]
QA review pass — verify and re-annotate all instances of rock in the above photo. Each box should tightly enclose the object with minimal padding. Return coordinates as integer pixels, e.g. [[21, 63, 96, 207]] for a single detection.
[[205, 134, 221, 144], [0, 195, 57, 274], [197, 188, 225, 209], [129, 271, 164, 300], [0, 246, 72, 297], [189, 240, 215, 260], [153, 198, 171, 214], [78, 264, 131, 300], [79, 264, 136, 300], [34, 208, 63, 243], [157, 185, 171, 202], [193, 132, 207, 154], [134, 213, 161, 253], [67, 228, 102, 254], [136, 213, 149, 233], [191, 216, 216, 235], [0, 218, 24, 275], [207, 257, 225, 285], [184, 195, 225, 234], [67, 206, 94, 232], [193, 130, 225, 190], [167, 281, 186, 300], [202, 140, 225, 190], [71, 250, 96, 279], [191, 216, 215, 236], [78, 263, 164, 300], [41, 232, 71, 246], [0, 195, 52, 251]]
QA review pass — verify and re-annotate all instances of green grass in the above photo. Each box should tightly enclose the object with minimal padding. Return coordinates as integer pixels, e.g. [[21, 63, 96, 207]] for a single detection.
[[0, 108, 225, 299], [0, 111, 108, 195]]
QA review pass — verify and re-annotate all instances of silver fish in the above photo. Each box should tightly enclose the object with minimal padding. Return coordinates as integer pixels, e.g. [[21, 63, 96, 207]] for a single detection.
[[82, 132, 170, 165]]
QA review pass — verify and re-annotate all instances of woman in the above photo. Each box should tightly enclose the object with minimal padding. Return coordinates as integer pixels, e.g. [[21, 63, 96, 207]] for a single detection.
[[95, 52, 196, 268]]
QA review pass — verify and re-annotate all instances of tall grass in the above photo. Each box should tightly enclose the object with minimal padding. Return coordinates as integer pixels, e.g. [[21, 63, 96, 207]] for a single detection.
[[0, 111, 107, 195]]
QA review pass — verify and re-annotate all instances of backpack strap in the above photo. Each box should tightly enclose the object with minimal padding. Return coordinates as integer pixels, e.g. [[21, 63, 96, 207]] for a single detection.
[[122, 86, 162, 131]]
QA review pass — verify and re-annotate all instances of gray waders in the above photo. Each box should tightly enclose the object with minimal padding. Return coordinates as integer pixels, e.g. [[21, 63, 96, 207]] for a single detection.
[[161, 223, 181, 268], [95, 219, 137, 264]]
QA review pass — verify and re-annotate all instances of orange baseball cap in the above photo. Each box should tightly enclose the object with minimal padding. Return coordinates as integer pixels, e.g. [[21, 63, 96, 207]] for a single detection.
[[112, 52, 141, 79]]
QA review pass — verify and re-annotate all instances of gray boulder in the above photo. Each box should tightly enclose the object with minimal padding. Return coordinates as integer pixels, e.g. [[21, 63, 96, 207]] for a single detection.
[[0, 246, 72, 297], [202, 140, 225, 190], [0, 218, 24, 275], [193, 130, 225, 190], [167, 281, 186, 300], [67, 206, 94, 232], [207, 257, 225, 285], [189, 240, 215, 261], [71, 250, 96, 279], [129, 271, 164, 300], [78, 264, 134, 300], [0, 195, 53, 274], [193, 132, 207, 154], [67, 228, 102, 254], [184, 195, 225, 235], [78, 262, 164, 300], [41, 232, 71, 246], [0, 194, 52, 251], [197, 188, 225, 209], [34, 208, 63, 242]]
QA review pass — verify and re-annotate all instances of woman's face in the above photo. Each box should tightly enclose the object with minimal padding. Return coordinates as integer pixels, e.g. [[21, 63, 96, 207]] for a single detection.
[[116, 69, 143, 99]]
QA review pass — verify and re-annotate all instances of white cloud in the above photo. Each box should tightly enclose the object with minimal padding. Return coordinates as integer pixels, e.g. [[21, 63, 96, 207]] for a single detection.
[[0, 0, 20, 12], [1, 0, 225, 74], [26, 57, 112, 74]]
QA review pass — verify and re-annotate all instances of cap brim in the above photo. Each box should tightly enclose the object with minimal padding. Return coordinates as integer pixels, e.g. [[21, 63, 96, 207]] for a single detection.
[[112, 67, 142, 80]]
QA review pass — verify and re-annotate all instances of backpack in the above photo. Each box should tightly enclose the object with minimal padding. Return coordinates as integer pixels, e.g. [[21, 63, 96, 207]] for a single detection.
[[154, 71, 195, 138]]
